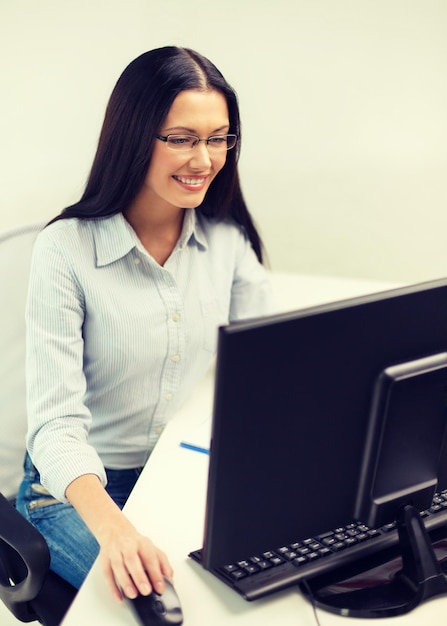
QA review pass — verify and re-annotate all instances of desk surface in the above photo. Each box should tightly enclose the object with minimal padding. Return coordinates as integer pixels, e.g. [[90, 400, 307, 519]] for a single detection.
[[62, 274, 447, 626]]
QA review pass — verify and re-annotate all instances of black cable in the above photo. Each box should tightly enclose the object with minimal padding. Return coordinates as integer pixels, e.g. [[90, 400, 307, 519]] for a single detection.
[[299, 580, 322, 626]]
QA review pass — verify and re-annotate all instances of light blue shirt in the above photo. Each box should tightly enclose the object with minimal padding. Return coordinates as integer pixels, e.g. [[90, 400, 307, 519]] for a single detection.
[[26, 210, 272, 501]]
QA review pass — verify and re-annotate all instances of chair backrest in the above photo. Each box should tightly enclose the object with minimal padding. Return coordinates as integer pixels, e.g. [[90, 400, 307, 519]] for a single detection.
[[0, 222, 45, 498], [0, 492, 77, 625]]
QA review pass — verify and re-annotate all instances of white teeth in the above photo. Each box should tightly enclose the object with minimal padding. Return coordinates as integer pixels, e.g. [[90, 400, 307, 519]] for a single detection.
[[175, 176, 205, 186]]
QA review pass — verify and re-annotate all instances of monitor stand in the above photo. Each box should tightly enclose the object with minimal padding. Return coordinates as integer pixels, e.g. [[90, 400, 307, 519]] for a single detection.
[[300, 505, 447, 618]]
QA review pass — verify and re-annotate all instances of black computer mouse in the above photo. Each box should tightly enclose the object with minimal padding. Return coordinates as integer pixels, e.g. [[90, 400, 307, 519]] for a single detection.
[[128, 577, 183, 625]]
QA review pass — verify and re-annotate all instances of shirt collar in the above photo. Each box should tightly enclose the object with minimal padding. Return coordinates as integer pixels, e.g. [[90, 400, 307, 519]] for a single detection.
[[93, 210, 208, 267], [178, 209, 208, 251]]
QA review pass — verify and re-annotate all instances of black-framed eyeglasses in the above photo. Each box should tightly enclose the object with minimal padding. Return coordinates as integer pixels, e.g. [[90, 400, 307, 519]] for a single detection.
[[156, 133, 238, 152]]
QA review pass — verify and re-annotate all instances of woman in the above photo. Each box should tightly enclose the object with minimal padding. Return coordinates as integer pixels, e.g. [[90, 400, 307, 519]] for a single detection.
[[16, 46, 272, 603]]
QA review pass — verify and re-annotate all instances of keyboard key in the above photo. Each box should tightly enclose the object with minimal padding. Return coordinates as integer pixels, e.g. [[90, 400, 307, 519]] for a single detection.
[[250, 556, 263, 564], [381, 523, 396, 533], [292, 556, 308, 566], [322, 537, 337, 546], [282, 551, 298, 560], [430, 504, 443, 514], [262, 551, 275, 559], [317, 531, 335, 540], [223, 563, 238, 573], [331, 541, 347, 552], [269, 556, 285, 566], [344, 537, 358, 547]]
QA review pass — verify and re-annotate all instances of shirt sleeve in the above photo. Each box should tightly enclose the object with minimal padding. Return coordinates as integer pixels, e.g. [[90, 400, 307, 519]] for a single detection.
[[229, 231, 275, 322], [25, 229, 107, 502]]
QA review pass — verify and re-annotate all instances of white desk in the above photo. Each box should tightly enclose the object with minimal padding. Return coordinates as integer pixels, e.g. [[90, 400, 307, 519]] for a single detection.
[[62, 274, 447, 626]]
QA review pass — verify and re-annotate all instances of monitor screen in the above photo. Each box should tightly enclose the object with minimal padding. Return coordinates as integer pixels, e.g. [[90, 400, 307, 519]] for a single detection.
[[200, 277, 447, 614], [355, 351, 447, 528]]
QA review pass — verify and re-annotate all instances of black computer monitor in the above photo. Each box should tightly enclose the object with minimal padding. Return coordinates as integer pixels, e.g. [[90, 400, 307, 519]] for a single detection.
[[355, 351, 447, 529], [199, 277, 447, 617]]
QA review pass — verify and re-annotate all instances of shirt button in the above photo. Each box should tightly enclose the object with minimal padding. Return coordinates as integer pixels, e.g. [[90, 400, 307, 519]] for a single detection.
[[134, 258, 141, 265], [165, 392, 173, 401], [155, 426, 165, 435], [171, 354, 181, 363], [172, 313, 181, 322]]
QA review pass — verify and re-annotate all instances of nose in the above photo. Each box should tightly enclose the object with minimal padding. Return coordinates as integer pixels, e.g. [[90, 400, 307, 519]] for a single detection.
[[189, 141, 212, 169]]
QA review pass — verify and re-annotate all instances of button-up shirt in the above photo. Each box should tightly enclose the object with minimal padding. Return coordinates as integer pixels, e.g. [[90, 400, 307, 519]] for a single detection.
[[26, 210, 272, 501]]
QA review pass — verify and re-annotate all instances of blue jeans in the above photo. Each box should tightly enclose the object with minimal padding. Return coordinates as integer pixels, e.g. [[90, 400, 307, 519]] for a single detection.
[[16, 453, 143, 589]]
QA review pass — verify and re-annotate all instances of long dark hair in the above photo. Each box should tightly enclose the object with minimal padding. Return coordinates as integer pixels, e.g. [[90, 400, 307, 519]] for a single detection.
[[50, 46, 265, 262]]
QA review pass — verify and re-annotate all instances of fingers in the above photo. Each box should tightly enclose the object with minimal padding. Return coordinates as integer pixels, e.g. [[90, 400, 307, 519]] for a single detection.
[[102, 560, 124, 603], [122, 547, 153, 597], [99, 536, 174, 601], [139, 544, 174, 595], [157, 546, 174, 583]]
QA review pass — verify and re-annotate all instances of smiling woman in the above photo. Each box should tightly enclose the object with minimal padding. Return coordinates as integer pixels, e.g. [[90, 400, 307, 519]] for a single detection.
[[123, 88, 233, 264], [15, 46, 273, 613], [127, 89, 232, 263]]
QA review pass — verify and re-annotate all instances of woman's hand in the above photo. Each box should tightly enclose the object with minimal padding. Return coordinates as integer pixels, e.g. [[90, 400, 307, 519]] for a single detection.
[[66, 473, 173, 600], [97, 514, 173, 601]]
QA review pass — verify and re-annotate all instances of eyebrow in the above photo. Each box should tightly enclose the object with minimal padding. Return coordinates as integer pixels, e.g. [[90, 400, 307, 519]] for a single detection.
[[162, 124, 230, 134]]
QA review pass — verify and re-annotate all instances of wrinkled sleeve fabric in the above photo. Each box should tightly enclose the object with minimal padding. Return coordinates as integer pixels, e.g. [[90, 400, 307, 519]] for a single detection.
[[25, 229, 106, 502]]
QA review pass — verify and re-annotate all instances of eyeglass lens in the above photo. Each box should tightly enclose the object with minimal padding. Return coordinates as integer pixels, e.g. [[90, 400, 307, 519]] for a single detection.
[[164, 134, 237, 151]]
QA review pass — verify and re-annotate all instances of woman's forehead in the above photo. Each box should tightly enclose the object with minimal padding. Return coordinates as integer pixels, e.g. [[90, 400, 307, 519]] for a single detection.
[[162, 89, 229, 133]]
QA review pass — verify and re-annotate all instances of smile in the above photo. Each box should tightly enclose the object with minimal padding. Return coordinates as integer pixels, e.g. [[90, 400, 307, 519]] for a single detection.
[[173, 175, 207, 187]]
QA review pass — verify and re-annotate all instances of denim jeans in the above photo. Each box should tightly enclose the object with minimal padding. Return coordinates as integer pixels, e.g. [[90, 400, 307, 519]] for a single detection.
[[16, 453, 143, 589]]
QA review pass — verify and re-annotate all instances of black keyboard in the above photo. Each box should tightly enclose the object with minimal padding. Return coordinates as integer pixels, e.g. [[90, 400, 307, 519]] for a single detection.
[[189, 490, 447, 601]]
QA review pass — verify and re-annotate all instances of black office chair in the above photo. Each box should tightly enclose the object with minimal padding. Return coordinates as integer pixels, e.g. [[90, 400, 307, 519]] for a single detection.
[[0, 493, 77, 625], [0, 224, 77, 624]]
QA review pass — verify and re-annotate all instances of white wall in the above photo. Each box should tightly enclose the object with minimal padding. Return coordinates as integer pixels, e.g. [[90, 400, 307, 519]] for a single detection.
[[1, 0, 447, 282]]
